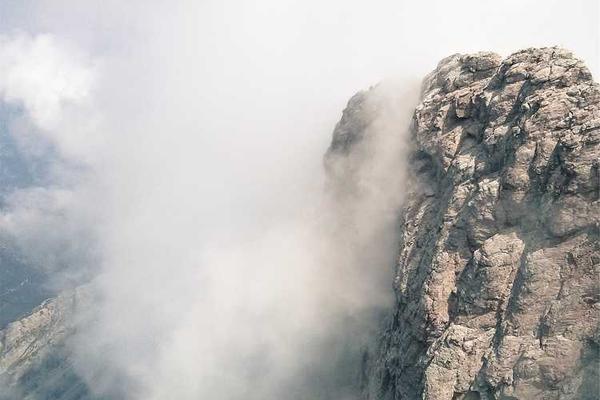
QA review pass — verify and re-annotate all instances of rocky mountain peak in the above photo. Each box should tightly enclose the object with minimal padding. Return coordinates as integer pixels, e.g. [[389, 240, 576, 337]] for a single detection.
[[362, 47, 599, 400]]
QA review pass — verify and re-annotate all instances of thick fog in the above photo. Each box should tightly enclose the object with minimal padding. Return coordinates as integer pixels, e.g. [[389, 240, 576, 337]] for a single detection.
[[0, 1, 598, 399]]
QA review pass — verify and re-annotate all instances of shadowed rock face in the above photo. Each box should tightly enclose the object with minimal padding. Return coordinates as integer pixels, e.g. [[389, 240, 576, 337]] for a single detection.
[[359, 48, 600, 400]]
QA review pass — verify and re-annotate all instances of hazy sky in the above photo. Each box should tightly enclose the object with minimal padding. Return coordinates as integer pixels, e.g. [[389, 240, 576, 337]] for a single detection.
[[0, 1, 598, 399]]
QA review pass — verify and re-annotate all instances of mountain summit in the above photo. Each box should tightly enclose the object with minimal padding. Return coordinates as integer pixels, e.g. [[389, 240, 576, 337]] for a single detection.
[[359, 48, 599, 400]]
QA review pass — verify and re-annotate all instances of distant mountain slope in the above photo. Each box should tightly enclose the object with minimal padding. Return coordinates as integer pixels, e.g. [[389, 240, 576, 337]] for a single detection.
[[0, 287, 95, 400], [0, 105, 58, 329]]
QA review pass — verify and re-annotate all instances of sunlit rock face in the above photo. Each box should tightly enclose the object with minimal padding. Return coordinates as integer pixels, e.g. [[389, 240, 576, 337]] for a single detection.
[[364, 48, 600, 400], [0, 287, 94, 400]]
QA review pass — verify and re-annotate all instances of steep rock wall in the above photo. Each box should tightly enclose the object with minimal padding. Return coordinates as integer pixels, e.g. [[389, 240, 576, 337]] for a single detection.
[[363, 48, 600, 400]]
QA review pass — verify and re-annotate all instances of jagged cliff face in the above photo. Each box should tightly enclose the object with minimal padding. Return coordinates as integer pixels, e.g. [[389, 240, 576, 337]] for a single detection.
[[362, 48, 600, 399]]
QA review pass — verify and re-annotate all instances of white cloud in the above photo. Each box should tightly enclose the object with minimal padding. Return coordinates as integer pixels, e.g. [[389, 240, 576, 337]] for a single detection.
[[0, 33, 92, 130], [0, 33, 98, 161], [0, 186, 99, 288]]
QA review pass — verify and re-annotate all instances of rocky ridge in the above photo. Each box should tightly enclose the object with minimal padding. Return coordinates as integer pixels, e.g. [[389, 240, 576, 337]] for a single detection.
[[354, 48, 600, 399], [0, 287, 93, 400]]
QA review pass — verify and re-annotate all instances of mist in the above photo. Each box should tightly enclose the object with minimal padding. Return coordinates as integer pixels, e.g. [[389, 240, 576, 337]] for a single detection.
[[0, 1, 598, 399]]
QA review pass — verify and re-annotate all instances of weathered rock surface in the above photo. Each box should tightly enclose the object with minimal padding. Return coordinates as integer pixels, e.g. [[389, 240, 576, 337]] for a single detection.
[[0, 286, 94, 400], [358, 48, 600, 399]]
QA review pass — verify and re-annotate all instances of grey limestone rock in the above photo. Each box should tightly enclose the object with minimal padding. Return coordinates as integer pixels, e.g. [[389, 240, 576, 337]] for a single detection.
[[0, 286, 94, 400], [358, 47, 600, 400]]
